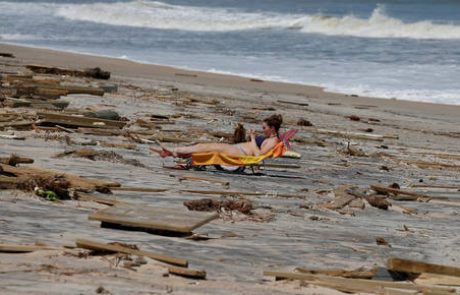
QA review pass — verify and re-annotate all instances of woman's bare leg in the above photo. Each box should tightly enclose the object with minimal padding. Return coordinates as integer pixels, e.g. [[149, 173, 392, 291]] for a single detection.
[[151, 142, 243, 158]]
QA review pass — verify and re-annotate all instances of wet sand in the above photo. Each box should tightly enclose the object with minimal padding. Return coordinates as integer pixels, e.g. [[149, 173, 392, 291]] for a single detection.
[[1, 43, 460, 295]]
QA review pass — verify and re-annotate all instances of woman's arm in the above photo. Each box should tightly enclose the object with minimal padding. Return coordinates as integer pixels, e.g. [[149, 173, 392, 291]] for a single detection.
[[248, 129, 277, 156]]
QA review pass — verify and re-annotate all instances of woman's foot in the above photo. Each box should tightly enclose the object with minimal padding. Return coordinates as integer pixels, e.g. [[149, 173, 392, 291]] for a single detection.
[[150, 141, 177, 158], [150, 147, 173, 158]]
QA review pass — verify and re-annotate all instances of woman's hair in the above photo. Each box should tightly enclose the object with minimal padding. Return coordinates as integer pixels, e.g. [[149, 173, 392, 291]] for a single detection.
[[263, 114, 283, 135]]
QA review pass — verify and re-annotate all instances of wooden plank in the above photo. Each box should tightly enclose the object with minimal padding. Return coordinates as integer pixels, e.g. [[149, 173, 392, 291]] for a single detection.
[[277, 100, 309, 107], [89, 203, 218, 233], [0, 163, 120, 191], [37, 112, 126, 129], [0, 155, 34, 166], [0, 120, 34, 130], [264, 271, 455, 294], [415, 273, 460, 286], [177, 175, 229, 186], [388, 257, 460, 278], [76, 193, 123, 206], [314, 128, 398, 141], [0, 244, 53, 253], [296, 266, 378, 279], [75, 239, 187, 267], [168, 266, 206, 279], [111, 187, 169, 193], [259, 163, 301, 169], [77, 128, 125, 136], [371, 185, 448, 201]]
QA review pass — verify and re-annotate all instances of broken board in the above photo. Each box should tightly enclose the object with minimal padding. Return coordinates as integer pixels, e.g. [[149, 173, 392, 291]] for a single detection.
[[89, 203, 218, 233]]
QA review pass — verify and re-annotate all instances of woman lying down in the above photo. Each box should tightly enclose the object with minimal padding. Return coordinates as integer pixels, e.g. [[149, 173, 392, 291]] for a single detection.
[[150, 114, 283, 158]]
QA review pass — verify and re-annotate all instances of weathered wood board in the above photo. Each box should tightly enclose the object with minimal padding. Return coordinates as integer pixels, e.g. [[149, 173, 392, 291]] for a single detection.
[[89, 203, 218, 233]]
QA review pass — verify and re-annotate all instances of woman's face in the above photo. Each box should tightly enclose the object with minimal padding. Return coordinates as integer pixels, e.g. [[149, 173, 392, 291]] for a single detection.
[[262, 122, 274, 137]]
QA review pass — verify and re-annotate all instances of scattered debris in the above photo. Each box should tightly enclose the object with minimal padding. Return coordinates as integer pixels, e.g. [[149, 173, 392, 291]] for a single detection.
[[376, 237, 391, 247], [184, 198, 253, 214], [297, 119, 313, 127], [26, 64, 110, 79], [347, 115, 361, 121], [55, 148, 146, 168], [75, 239, 188, 267]]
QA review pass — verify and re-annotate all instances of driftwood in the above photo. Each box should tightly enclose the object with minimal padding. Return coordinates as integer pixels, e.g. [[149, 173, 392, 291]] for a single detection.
[[88, 203, 218, 234], [314, 128, 398, 141], [388, 257, 460, 278], [370, 185, 446, 202], [0, 133, 25, 140], [0, 243, 54, 253], [415, 273, 460, 287], [168, 266, 206, 279], [37, 112, 126, 129], [296, 266, 378, 279], [26, 64, 110, 80], [0, 154, 34, 166], [111, 187, 169, 193], [75, 192, 123, 206], [0, 120, 34, 130], [177, 175, 229, 187], [319, 186, 355, 210], [0, 53, 15, 58], [5, 98, 69, 110], [264, 271, 455, 294], [75, 239, 187, 267], [0, 163, 120, 192], [277, 100, 309, 107]]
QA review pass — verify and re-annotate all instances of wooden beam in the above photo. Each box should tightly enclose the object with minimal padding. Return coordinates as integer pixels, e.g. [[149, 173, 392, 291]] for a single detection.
[[75, 239, 188, 267], [388, 257, 460, 278]]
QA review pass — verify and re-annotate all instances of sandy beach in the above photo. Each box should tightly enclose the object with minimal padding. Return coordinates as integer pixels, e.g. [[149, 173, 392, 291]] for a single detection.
[[1, 43, 460, 295]]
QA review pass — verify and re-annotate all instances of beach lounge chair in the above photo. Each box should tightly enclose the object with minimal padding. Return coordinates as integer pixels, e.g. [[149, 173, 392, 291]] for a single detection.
[[174, 129, 299, 173]]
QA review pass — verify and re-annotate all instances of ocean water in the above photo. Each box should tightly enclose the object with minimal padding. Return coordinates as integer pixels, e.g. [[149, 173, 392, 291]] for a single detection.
[[1, 0, 460, 105]]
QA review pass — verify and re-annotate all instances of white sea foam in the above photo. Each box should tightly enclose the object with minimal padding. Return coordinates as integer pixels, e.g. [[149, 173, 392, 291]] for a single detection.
[[52, 1, 460, 39], [323, 84, 460, 105], [0, 33, 40, 41]]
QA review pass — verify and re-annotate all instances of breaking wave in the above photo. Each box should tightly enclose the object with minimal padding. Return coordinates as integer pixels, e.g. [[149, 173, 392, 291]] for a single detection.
[[53, 1, 460, 39]]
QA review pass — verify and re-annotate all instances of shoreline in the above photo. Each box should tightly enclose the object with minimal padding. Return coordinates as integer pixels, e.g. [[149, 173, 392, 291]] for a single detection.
[[2, 42, 460, 121], [2, 40, 460, 295]]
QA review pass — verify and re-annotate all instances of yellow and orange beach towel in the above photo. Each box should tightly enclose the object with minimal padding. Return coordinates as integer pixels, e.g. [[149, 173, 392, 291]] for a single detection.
[[191, 141, 287, 166]]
